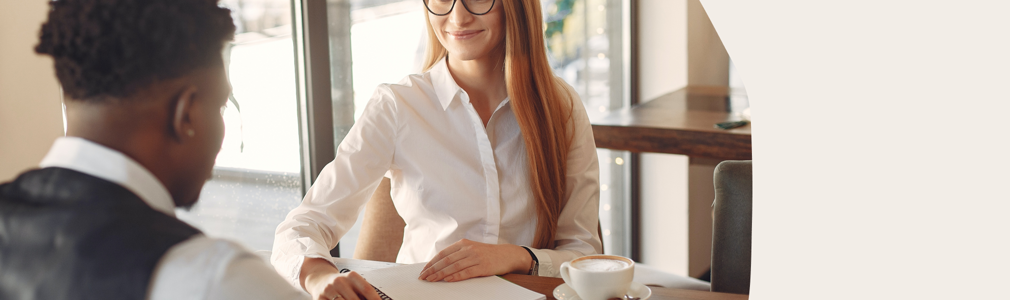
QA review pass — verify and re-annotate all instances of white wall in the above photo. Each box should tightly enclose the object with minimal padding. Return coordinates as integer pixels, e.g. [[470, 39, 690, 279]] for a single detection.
[[686, 0, 728, 87], [635, 0, 689, 277], [0, 0, 64, 182], [637, 0, 688, 102], [702, 1, 1010, 299], [636, 0, 728, 277], [639, 153, 690, 274]]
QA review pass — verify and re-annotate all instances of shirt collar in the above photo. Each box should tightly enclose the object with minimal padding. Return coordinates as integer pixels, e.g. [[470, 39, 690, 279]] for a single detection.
[[429, 57, 463, 111], [39, 137, 177, 217]]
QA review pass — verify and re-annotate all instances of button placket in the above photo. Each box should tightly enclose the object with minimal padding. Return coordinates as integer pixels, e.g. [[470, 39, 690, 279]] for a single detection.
[[459, 91, 501, 243]]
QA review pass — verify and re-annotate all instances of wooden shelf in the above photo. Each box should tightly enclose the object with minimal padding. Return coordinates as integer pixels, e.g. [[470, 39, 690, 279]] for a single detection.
[[591, 86, 751, 160]]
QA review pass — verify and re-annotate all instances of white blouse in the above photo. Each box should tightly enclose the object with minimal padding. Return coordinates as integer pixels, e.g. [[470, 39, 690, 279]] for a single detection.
[[271, 58, 602, 285]]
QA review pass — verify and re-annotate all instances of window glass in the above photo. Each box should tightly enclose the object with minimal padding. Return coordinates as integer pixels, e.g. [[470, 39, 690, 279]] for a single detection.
[[328, 0, 428, 257], [544, 0, 631, 256], [175, 0, 302, 252]]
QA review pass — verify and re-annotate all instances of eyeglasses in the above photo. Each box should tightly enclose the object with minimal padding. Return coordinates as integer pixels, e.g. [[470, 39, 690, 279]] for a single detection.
[[423, 0, 496, 16]]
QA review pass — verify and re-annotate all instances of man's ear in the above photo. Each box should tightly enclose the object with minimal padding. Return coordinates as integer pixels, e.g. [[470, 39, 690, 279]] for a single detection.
[[170, 85, 200, 142]]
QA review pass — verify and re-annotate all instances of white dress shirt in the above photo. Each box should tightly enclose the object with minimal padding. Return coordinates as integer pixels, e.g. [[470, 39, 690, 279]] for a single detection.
[[40, 137, 308, 300], [272, 58, 602, 285]]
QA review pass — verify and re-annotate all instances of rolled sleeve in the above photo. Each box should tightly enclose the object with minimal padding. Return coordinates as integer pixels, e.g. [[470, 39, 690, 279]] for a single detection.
[[270, 86, 399, 287]]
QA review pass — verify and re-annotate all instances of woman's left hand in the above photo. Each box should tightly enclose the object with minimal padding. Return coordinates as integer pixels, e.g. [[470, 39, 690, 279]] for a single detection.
[[418, 239, 532, 282]]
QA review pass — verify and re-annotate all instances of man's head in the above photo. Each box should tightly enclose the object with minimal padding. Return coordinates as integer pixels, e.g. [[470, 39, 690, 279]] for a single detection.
[[35, 0, 236, 208]]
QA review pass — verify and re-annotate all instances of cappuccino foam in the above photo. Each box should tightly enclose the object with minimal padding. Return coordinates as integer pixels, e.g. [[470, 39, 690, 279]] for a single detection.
[[573, 258, 629, 272]]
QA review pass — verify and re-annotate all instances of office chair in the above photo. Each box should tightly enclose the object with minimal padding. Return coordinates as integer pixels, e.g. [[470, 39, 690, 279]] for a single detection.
[[351, 177, 405, 262], [710, 160, 753, 295]]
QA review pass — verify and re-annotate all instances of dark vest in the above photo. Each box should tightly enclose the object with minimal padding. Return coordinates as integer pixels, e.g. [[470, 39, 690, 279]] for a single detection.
[[0, 167, 200, 300]]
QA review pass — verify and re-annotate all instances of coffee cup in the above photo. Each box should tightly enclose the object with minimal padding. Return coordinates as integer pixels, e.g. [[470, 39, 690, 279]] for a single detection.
[[559, 255, 634, 300]]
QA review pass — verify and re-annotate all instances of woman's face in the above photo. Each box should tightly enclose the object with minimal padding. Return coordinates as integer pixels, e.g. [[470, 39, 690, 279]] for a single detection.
[[428, 0, 506, 62]]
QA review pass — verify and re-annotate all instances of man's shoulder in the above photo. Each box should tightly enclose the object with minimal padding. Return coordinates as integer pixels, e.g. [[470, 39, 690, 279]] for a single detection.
[[166, 235, 260, 265], [149, 236, 266, 298], [150, 236, 307, 300], [0, 167, 138, 206]]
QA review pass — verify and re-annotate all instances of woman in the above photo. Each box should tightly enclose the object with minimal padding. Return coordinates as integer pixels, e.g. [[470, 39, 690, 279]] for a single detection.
[[271, 0, 602, 298]]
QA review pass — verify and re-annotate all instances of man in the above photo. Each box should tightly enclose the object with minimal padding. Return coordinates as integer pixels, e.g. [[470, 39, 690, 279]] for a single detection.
[[0, 0, 379, 299]]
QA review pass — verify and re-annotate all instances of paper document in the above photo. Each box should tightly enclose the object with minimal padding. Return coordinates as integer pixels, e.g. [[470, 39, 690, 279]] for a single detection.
[[329, 257, 400, 272], [357, 263, 546, 300]]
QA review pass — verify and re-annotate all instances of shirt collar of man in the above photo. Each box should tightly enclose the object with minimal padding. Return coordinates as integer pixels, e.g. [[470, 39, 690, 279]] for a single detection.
[[430, 57, 463, 111], [39, 136, 177, 217]]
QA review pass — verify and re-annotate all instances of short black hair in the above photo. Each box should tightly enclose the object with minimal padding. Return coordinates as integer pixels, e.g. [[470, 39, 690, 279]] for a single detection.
[[35, 0, 236, 102]]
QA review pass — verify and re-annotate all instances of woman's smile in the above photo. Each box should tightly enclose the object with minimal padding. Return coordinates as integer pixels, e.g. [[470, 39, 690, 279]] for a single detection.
[[446, 29, 484, 40]]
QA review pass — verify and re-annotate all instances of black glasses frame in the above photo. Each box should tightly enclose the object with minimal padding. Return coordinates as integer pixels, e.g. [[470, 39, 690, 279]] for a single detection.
[[423, 0, 496, 16]]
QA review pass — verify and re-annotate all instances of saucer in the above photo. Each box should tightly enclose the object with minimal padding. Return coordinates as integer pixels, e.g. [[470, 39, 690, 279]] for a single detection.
[[553, 282, 652, 300]]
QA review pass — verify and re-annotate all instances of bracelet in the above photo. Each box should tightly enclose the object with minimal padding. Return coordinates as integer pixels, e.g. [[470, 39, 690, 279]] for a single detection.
[[521, 246, 539, 275]]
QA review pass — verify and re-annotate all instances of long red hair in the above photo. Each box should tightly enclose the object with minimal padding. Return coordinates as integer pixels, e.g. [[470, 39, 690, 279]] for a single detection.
[[422, 0, 574, 249]]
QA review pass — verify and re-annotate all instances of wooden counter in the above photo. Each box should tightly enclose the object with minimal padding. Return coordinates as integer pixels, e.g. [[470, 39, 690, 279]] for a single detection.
[[591, 86, 751, 160]]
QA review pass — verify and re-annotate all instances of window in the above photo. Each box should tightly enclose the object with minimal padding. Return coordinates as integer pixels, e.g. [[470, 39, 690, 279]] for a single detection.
[[543, 0, 632, 257], [175, 0, 302, 252], [326, 0, 428, 257]]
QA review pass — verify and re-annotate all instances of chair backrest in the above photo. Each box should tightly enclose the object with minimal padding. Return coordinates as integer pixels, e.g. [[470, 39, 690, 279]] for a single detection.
[[352, 177, 405, 262], [710, 160, 753, 295], [349, 177, 604, 262]]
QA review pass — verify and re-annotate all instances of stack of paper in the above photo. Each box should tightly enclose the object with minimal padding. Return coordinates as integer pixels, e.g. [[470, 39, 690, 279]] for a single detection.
[[356, 263, 546, 300]]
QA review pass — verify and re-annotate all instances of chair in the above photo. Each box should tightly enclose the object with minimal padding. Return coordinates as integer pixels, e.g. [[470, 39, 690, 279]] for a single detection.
[[351, 177, 404, 262], [709, 160, 753, 294]]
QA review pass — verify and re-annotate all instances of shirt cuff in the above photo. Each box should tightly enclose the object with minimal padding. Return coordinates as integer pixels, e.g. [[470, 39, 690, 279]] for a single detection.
[[527, 247, 557, 277], [293, 254, 341, 286]]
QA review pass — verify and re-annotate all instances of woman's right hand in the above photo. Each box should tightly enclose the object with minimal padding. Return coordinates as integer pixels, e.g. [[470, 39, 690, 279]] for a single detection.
[[301, 257, 382, 300]]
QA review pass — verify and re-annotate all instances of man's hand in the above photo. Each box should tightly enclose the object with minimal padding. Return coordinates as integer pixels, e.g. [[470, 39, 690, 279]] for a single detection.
[[417, 239, 532, 282], [301, 257, 381, 300]]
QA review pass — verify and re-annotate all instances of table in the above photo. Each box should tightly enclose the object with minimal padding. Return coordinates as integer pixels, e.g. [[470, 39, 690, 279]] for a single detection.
[[502, 274, 748, 300], [591, 86, 751, 160]]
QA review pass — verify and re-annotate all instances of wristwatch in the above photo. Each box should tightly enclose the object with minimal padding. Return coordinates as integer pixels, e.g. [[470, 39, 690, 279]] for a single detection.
[[521, 246, 539, 275]]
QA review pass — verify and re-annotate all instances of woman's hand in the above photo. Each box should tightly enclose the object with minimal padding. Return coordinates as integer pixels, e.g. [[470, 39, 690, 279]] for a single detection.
[[302, 257, 382, 300], [418, 239, 532, 282]]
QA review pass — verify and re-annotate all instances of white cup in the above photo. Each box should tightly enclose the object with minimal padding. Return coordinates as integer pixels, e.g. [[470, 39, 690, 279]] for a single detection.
[[559, 255, 635, 300]]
